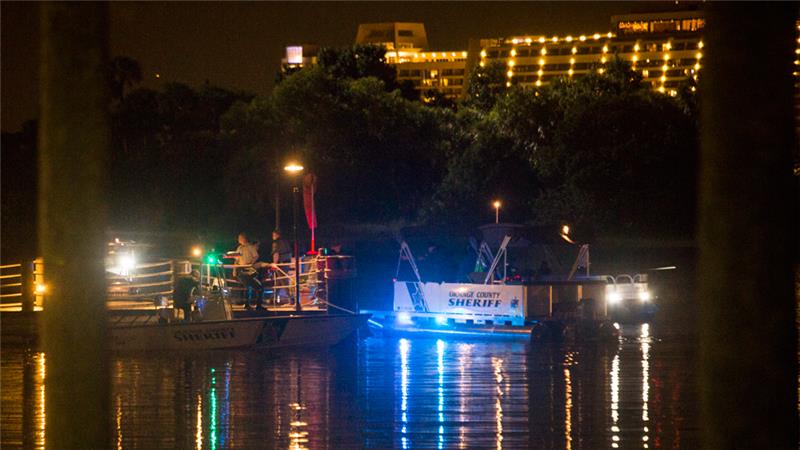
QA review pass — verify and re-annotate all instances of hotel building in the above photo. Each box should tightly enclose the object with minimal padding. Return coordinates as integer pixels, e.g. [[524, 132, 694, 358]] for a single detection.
[[281, 10, 799, 106], [477, 10, 706, 96]]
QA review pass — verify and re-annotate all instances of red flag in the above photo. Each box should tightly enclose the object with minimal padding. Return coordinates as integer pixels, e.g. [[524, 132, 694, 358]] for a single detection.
[[303, 173, 317, 229]]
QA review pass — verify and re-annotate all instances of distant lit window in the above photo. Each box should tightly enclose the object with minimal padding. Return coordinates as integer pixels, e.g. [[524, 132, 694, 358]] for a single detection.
[[618, 21, 650, 34], [681, 18, 705, 31], [286, 46, 303, 64]]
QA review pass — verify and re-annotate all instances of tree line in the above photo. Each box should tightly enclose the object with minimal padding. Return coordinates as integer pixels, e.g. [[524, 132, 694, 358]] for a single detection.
[[2, 46, 699, 259]]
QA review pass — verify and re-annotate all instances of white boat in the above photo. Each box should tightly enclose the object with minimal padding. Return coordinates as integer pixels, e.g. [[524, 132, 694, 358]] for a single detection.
[[362, 224, 621, 342], [107, 258, 369, 351], [109, 313, 369, 351]]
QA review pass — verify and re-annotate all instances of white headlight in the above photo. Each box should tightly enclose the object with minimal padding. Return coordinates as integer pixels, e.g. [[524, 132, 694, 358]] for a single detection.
[[118, 255, 136, 271], [608, 292, 622, 304], [397, 312, 412, 325], [639, 291, 651, 302]]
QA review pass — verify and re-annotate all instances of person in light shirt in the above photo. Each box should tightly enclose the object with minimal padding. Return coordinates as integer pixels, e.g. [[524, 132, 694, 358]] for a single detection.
[[226, 232, 261, 310]]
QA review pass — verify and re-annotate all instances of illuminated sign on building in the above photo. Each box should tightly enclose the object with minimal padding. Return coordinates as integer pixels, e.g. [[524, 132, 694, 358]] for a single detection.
[[286, 46, 303, 65]]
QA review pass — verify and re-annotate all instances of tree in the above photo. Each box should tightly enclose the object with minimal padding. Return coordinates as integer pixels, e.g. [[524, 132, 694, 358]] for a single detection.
[[464, 60, 510, 112], [423, 108, 539, 228], [315, 44, 418, 100], [110, 83, 253, 231], [224, 65, 457, 225], [491, 61, 698, 236], [108, 56, 142, 103]]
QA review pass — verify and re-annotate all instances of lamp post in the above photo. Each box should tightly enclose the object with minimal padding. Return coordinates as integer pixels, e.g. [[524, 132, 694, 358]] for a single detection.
[[284, 162, 304, 312], [493, 200, 501, 224]]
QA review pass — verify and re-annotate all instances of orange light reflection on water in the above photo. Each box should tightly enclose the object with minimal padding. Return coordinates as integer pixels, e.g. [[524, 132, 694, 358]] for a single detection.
[[492, 357, 504, 450], [36, 352, 45, 450]]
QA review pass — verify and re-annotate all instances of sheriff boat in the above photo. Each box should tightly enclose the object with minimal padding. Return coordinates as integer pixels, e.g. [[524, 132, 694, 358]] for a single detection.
[[106, 248, 369, 351], [362, 223, 654, 342]]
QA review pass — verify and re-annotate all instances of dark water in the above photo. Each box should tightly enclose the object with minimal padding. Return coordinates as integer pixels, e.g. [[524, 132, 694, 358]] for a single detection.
[[1, 321, 698, 449]]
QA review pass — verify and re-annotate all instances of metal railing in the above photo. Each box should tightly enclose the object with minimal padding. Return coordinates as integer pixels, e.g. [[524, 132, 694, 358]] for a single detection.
[[0, 263, 23, 308], [2, 254, 353, 313], [0, 258, 45, 312], [106, 259, 176, 301], [194, 256, 329, 308]]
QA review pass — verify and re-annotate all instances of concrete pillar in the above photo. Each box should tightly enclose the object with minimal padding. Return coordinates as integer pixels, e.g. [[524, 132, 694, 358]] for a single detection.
[[39, 3, 110, 448], [698, 5, 798, 448]]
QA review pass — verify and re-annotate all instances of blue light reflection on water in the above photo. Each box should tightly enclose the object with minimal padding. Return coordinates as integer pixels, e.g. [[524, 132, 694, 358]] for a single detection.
[[399, 338, 410, 449], [436, 339, 445, 450], [0, 324, 698, 449]]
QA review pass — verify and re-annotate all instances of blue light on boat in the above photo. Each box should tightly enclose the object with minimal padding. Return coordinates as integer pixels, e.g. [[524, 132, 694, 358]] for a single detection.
[[435, 316, 448, 326]]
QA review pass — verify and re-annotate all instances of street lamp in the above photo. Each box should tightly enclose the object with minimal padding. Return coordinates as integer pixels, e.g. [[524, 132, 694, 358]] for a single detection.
[[284, 161, 304, 312], [493, 200, 501, 224]]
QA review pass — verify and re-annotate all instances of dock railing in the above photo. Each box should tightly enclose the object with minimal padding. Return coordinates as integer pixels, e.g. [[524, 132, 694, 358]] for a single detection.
[[0, 259, 45, 312]]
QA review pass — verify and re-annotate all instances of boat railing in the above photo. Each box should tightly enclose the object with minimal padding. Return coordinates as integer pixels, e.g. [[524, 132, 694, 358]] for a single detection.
[[106, 259, 176, 301], [191, 256, 330, 307]]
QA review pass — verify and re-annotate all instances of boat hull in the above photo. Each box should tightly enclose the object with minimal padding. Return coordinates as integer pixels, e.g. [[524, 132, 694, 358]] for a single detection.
[[109, 314, 370, 351]]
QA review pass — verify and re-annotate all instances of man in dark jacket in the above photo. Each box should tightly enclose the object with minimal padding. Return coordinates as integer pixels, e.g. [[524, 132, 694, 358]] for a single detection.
[[174, 270, 199, 322]]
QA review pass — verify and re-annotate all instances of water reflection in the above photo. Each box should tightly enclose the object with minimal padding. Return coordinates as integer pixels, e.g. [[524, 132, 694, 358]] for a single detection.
[[642, 324, 651, 448], [399, 338, 410, 449], [1, 325, 699, 449]]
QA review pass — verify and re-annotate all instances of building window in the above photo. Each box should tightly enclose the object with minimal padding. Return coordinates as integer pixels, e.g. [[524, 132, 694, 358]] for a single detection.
[[681, 18, 705, 31], [651, 20, 680, 33], [618, 21, 650, 34], [398, 30, 414, 37]]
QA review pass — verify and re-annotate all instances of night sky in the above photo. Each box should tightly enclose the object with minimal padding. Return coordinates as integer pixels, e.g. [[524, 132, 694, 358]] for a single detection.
[[2, 1, 688, 132]]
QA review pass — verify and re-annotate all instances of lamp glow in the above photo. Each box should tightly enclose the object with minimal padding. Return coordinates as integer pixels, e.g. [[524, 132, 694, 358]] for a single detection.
[[35, 283, 47, 295], [118, 255, 136, 271], [608, 292, 622, 304], [562, 225, 570, 235], [284, 163, 304, 173], [191, 246, 202, 257], [639, 291, 651, 302]]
